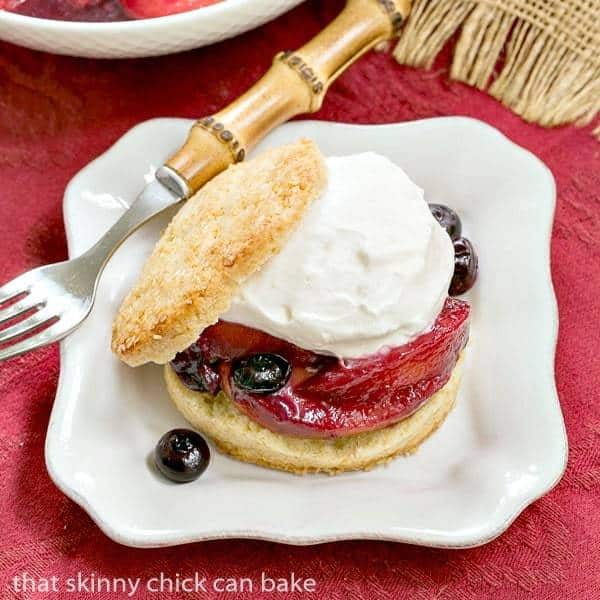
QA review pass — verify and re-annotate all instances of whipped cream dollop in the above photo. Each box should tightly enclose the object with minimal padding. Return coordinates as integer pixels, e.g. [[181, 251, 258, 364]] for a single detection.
[[222, 152, 454, 358]]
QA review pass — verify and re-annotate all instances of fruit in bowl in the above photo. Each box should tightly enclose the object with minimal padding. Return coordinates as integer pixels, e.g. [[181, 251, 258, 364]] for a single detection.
[[2, 0, 221, 21], [121, 0, 220, 19]]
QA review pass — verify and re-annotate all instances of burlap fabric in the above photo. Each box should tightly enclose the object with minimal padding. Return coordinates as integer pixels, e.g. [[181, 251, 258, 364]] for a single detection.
[[394, 0, 599, 132]]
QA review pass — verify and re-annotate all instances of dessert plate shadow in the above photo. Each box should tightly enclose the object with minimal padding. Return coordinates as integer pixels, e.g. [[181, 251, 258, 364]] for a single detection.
[[47, 117, 567, 548]]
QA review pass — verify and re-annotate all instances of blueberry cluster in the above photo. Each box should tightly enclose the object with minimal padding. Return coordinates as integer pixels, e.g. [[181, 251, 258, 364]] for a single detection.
[[428, 203, 478, 295]]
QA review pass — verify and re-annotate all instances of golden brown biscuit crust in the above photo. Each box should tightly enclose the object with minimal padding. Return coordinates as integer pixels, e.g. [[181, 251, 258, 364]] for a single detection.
[[112, 139, 327, 366], [164, 354, 464, 475]]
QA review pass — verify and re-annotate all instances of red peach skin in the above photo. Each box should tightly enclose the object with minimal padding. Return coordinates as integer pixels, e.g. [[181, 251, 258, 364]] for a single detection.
[[121, 0, 220, 18], [199, 298, 470, 439]]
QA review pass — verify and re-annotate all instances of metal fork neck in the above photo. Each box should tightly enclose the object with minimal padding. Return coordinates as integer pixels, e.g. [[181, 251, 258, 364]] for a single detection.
[[83, 177, 184, 274]]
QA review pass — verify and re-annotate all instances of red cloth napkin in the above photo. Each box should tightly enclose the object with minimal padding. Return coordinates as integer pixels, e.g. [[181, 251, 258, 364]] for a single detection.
[[1, 1, 599, 598]]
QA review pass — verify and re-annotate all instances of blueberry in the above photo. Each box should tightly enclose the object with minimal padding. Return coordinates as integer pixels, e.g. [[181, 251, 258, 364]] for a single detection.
[[170, 344, 220, 394], [154, 429, 210, 483], [449, 237, 478, 296], [232, 353, 291, 394], [429, 203, 462, 241]]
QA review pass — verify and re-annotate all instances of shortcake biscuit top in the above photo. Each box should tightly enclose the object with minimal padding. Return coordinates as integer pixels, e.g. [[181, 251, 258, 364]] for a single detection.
[[112, 139, 327, 366]]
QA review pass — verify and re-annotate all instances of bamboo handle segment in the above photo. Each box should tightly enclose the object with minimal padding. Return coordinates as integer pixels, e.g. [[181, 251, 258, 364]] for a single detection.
[[165, 0, 412, 194]]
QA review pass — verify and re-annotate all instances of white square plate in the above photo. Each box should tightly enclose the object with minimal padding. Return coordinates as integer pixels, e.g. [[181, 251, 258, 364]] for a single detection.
[[47, 117, 567, 548]]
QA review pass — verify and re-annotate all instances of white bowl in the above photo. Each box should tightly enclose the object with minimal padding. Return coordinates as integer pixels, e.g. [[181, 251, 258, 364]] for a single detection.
[[0, 0, 303, 58], [46, 117, 567, 548]]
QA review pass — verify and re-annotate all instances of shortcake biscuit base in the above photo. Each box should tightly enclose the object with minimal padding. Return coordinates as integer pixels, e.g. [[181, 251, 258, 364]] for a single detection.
[[164, 353, 464, 475]]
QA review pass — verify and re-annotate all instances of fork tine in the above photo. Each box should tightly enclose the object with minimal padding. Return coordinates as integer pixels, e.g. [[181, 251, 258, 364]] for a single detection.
[[0, 273, 32, 304], [0, 296, 43, 325], [0, 319, 65, 362], [0, 309, 55, 345]]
